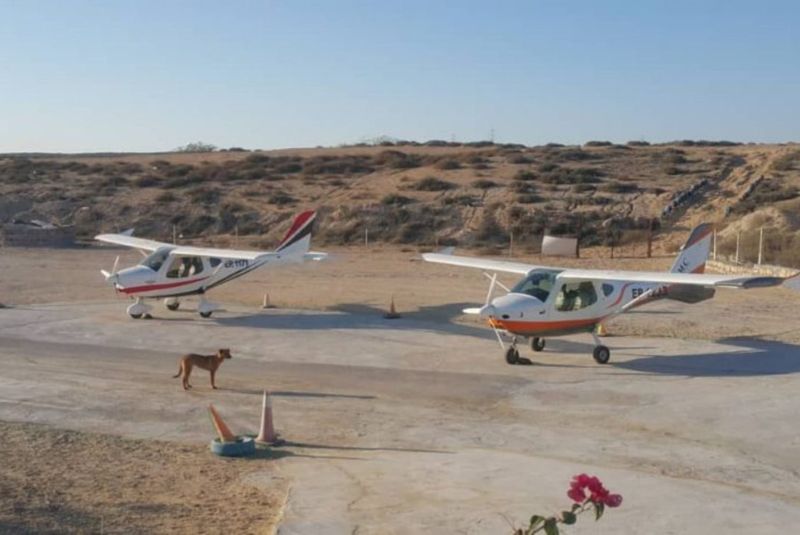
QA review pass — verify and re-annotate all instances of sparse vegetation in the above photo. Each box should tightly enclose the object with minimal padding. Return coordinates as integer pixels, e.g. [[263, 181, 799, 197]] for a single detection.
[[381, 194, 415, 206], [411, 176, 456, 191], [434, 159, 461, 170], [2, 143, 798, 255], [513, 170, 537, 181], [471, 179, 499, 189]]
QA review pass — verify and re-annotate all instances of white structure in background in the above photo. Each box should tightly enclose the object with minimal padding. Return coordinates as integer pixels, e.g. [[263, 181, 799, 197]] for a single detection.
[[541, 234, 578, 257]]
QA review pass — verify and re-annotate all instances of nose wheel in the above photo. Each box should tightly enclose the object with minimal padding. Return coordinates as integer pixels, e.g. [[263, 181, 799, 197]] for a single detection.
[[531, 337, 546, 352], [505, 346, 520, 365], [127, 298, 153, 320], [504, 339, 532, 365]]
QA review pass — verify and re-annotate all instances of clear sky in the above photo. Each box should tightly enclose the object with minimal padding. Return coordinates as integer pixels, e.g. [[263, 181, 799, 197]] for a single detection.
[[1, 0, 799, 152]]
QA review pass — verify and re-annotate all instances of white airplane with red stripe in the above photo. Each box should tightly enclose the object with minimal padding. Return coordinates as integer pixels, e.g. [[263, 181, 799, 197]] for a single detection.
[[423, 223, 797, 366], [96, 210, 325, 319]]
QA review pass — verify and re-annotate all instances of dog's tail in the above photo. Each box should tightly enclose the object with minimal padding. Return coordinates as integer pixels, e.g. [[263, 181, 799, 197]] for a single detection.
[[172, 365, 181, 378]]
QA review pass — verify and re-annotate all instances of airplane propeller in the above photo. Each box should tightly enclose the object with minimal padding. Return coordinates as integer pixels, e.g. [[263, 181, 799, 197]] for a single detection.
[[462, 272, 508, 349], [100, 255, 121, 286], [463, 272, 503, 315]]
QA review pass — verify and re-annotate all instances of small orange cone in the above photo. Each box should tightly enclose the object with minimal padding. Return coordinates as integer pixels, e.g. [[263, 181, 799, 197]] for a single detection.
[[596, 322, 609, 337], [255, 390, 277, 444], [208, 404, 236, 443], [383, 295, 401, 319]]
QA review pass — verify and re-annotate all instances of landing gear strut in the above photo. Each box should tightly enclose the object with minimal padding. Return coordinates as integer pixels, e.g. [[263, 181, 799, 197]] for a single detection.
[[591, 331, 611, 364]]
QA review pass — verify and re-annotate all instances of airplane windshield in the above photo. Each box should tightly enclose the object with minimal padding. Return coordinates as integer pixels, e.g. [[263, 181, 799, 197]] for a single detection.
[[140, 248, 171, 272], [510, 269, 562, 302]]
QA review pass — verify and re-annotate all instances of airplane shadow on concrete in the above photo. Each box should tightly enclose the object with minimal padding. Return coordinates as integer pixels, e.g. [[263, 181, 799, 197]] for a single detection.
[[211, 302, 498, 342], [613, 337, 800, 377], [217, 387, 375, 400]]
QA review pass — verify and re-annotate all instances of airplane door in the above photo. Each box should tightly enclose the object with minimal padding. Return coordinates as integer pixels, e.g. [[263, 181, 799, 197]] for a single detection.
[[551, 280, 603, 318]]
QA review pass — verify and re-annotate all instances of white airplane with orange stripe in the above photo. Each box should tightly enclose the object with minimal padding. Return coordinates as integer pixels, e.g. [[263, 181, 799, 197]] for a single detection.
[[424, 223, 796, 366], [96, 210, 325, 319]]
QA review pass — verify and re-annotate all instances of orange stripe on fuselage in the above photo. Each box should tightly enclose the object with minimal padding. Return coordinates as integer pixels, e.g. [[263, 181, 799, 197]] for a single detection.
[[489, 317, 599, 335]]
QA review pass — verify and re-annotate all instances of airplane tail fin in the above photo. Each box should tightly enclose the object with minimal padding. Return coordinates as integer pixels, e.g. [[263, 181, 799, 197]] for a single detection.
[[666, 223, 715, 303], [670, 223, 713, 274], [275, 210, 316, 257]]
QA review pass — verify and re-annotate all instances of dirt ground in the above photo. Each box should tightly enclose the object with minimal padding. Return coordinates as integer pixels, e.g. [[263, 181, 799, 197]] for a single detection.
[[2, 245, 800, 533], [0, 422, 284, 534]]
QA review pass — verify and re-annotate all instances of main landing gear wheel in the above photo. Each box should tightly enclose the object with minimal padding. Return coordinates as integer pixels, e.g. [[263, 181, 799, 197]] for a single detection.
[[593, 345, 611, 364], [166, 302, 180, 311], [531, 337, 546, 352], [129, 313, 143, 319], [505, 347, 520, 365], [199, 311, 213, 318]]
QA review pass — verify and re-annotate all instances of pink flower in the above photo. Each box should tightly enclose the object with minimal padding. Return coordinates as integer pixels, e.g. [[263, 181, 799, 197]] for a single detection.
[[569, 473, 621, 507], [567, 486, 586, 502]]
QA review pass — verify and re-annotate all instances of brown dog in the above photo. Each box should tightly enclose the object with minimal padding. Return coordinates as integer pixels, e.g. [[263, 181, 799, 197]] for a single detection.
[[173, 349, 232, 390]]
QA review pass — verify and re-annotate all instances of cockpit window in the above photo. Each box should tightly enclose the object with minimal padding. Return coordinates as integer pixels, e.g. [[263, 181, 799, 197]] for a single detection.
[[141, 249, 170, 272], [555, 281, 598, 311], [166, 256, 204, 278], [511, 269, 561, 302]]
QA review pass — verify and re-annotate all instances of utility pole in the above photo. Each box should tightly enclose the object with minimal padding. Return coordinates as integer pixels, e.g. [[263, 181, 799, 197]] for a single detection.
[[713, 228, 717, 261], [758, 227, 764, 265], [735, 231, 741, 264]]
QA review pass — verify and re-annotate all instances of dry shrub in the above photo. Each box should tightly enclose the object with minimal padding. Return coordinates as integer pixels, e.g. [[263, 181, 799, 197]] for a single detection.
[[472, 179, 499, 189], [412, 176, 456, 191], [434, 159, 461, 170]]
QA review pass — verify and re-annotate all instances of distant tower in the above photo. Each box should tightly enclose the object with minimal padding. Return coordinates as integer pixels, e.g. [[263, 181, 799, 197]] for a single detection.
[[490, 128, 495, 143]]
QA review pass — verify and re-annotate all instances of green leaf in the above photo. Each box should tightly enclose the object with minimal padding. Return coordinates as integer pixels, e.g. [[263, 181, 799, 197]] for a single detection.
[[561, 511, 577, 525], [544, 518, 560, 535], [571, 503, 582, 513], [594, 502, 605, 521], [529, 515, 545, 529]]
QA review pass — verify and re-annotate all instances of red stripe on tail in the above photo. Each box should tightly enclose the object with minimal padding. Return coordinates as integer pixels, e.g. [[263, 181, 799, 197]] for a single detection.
[[277, 210, 315, 251]]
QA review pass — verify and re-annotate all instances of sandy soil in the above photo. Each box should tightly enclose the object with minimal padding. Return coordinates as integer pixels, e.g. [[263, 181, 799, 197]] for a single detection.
[[0, 421, 284, 534]]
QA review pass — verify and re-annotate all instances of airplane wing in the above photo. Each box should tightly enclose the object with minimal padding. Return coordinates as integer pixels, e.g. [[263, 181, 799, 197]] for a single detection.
[[168, 245, 267, 261], [167, 248, 330, 262], [558, 269, 791, 289], [94, 234, 169, 252], [421, 252, 544, 275]]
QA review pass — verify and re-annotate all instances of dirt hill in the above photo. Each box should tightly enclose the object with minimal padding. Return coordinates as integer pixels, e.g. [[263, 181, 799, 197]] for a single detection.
[[2, 141, 799, 261]]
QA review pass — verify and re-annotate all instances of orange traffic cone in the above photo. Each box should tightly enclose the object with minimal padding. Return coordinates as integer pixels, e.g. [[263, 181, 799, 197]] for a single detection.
[[208, 404, 236, 443], [255, 390, 277, 444], [383, 295, 401, 319], [596, 322, 609, 337]]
